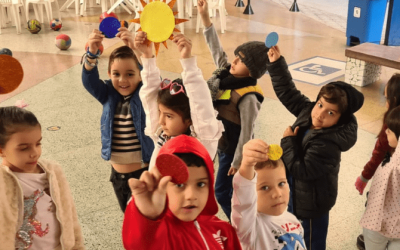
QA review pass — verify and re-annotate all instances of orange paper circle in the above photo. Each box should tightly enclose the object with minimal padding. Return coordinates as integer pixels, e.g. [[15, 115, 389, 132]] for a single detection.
[[268, 144, 283, 161], [0, 55, 23, 94], [140, 1, 175, 43]]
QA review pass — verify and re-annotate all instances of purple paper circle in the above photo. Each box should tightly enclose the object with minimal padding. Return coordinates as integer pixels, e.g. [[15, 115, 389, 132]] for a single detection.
[[99, 17, 121, 38]]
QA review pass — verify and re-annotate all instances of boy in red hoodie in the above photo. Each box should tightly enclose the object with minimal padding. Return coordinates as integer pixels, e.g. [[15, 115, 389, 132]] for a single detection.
[[122, 135, 242, 250]]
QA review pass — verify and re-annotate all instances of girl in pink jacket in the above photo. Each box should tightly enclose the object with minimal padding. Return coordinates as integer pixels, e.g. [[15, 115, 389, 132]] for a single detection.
[[360, 105, 400, 250]]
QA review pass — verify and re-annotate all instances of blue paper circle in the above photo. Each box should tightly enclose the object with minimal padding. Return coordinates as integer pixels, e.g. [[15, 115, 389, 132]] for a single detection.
[[99, 17, 121, 38], [265, 32, 279, 48]]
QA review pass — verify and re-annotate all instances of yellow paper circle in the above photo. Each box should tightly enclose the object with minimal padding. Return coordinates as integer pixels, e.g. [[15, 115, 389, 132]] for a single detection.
[[140, 1, 175, 43], [268, 144, 283, 161]]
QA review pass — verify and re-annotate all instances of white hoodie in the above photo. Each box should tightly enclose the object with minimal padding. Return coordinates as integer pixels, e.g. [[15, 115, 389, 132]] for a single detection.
[[231, 172, 306, 250]]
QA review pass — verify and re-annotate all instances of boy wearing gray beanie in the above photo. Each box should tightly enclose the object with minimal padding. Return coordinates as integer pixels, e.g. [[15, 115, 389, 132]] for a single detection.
[[198, 0, 269, 221]]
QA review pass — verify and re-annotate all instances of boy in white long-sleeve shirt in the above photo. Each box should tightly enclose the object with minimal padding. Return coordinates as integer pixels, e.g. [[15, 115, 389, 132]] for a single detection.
[[232, 139, 306, 250]]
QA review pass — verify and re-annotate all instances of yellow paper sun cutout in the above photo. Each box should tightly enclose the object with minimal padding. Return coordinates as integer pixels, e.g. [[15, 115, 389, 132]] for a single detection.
[[130, 0, 188, 56]]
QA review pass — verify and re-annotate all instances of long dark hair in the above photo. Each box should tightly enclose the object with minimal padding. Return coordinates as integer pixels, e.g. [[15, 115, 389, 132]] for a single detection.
[[385, 105, 400, 140], [380, 73, 400, 135], [0, 106, 40, 147], [157, 78, 191, 122]]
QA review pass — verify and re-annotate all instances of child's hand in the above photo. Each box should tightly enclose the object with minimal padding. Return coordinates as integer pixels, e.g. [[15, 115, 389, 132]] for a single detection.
[[267, 45, 281, 63], [134, 31, 153, 58], [197, 0, 212, 28], [355, 176, 368, 195], [87, 29, 105, 55], [173, 34, 192, 59], [128, 169, 171, 220], [227, 166, 238, 176], [197, 0, 208, 16], [242, 139, 269, 168], [116, 27, 135, 49], [240, 139, 269, 180], [283, 126, 299, 138]]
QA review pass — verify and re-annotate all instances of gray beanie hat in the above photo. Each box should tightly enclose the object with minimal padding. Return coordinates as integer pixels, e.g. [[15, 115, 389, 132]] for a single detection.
[[234, 41, 269, 79]]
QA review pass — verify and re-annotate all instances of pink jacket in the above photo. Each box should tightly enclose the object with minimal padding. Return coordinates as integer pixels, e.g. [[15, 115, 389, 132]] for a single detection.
[[360, 141, 400, 238]]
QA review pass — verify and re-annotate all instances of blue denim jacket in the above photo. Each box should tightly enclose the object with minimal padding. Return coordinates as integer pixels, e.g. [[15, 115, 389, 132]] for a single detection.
[[82, 66, 154, 162]]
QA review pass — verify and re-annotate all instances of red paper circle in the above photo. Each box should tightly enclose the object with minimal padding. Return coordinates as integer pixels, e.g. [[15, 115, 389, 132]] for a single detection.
[[156, 154, 189, 184]]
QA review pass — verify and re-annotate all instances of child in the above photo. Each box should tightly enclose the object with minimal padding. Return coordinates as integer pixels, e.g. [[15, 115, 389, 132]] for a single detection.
[[267, 45, 364, 250], [133, 32, 223, 169], [0, 106, 85, 249], [360, 105, 400, 250], [355, 73, 400, 249], [198, 0, 269, 220], [82, 28, 154, 212], [232, 139, 306, 250], [122, 135, 242, 249]]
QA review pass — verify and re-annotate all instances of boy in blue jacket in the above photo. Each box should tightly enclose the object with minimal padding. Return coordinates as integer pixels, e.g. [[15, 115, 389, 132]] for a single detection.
[[82, 28, 154, 212]]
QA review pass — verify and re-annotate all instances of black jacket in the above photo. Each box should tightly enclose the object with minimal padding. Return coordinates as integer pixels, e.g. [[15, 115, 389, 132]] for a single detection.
[[267, 57, 364, 219]]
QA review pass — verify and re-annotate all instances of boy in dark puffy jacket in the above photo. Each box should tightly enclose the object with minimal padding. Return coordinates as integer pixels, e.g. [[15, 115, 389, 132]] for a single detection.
[[267, 46, 364, 250]]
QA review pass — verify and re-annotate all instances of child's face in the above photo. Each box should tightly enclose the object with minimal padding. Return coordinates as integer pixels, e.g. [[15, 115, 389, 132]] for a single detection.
[[158, 104, 191, 137], [230, 56, 251, 78], [0, 125, 42, 173], [311, 96, 341, 129], [166, 166, 209, 221], [256, 164, 289, 216], [108, 58, 141, 96], [386, 128, 398, 148]]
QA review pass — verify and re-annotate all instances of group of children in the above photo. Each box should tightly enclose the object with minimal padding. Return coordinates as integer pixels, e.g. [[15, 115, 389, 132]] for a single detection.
[[0, 0, 399, 249]]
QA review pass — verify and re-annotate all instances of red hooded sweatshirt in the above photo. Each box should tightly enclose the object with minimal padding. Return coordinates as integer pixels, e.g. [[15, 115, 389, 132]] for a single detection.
[[122, 135, 242, 250]]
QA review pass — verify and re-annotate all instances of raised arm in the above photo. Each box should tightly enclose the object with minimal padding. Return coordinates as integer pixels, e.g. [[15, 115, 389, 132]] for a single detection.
[[81, 29, 111, 104], [232, 140, 269, 244], [116, 27, 143, 65], [136, 32, 160, 141], [175, 34, 224, 159], [123, 170, 171, 249], [267, 46, 310, 117], [198, 0, 229, 69]]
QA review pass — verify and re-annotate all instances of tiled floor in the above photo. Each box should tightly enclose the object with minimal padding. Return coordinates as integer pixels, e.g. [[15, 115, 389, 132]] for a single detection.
[[1, 0, 398, 249]]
